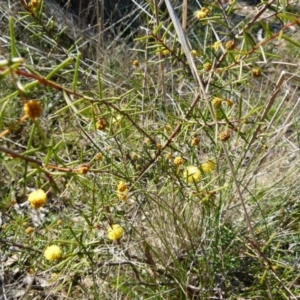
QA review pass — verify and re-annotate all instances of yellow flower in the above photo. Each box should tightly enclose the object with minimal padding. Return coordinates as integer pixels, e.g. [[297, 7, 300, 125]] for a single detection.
[[191, 137, 200, 146], [133, 60, 140, 67], [77, 164, 89, 174], [107, 224, 124, 240], [44, 245, 62, 261], [161, 49, 170, 56], [30, 0, 40, 9], [234, 55, 241, 62], [23, 100, 43, 120], [225, 99, 234, 107], [174, 156, 184, 166], [219, 131, 231, 141], [194, 7, 210, 19], [251, 68, 262, 77], [29, 0, 41, 13], [95, 153, 103, 161], [183, 166, 201, 183], [212, 97, 222, 108], [212, 41, 222, 51], [117, 181, 127, 192], [28, 189, 47, 209], [225, 40, 235, 50], [203, 62, 212, 71], [25, 227, 34, 235], [191, 49, 199, 57], [96, 119, 107, 130], [201, 160, 216, 173], [117, 181, 128, 201]]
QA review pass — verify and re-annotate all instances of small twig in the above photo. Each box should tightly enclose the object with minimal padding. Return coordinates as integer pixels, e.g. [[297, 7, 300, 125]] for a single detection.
[[0, 238, 42, 254]]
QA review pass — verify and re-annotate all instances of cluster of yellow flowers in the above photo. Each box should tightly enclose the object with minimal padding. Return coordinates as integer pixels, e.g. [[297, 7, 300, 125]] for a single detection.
[[212, 97, 234, 108], [43, 223, 124, 262], [117, 181, 128, 201], [183, 160, 216, 183], [212, 40, 235, 52]]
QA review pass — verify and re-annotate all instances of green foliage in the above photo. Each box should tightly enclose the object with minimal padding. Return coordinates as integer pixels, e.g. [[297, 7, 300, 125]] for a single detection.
[[1, 0, 300, 299]]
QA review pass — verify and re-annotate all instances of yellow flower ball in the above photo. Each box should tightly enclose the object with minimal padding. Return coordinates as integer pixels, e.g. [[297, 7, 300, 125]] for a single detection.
[[225, 40, 235, 50], [133, 60, 140, 67], [29, 0, 41, 14], [117, 181, 127, 192], [194, 7, 209, 19], [225, 99, 234, 107], [44, 245, 62, 261], [95, 153, 103, 161], [212, 97, 222, 108], [96, 119, 107, 130], [201, 160, 216, 173], [212, 41, 222, 51], [183, 166, 201, 183], [23, 100, 43, 120], [203, 62, 212, 71], [174, 156, 184, 166], [251, 68, 262, 77], [25, 227, 34, 235], [191, 137, 200, 146], [117, 181, 128, 201], [107, 224, 124, 240], [28, 189, 47, 209], [191, 49, 199, 57], [77, 164, 90, 174], [161, 49, 170, 56], [219, 131, 231, 141]]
